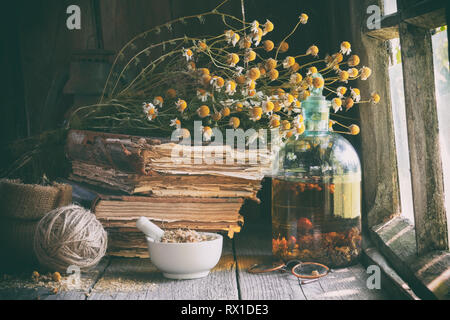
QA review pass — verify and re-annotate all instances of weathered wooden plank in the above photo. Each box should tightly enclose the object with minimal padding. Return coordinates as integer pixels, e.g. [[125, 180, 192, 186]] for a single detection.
[[364, 14, 400, 40], [0, 257, 110, 300], [364, 0, 446, 40], [88, 238, 238, 300], [371, 217, 449, 299], [300, 265, 387, 300], [362, 246, 419, 299], [399, 21, 449, 254], [234, 226, 388, 300], [234, 228, 306, 300], [348, 0, 401, 227]]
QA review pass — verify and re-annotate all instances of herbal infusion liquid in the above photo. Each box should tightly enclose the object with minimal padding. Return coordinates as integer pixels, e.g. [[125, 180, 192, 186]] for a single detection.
[[271, 175, 361, 268]]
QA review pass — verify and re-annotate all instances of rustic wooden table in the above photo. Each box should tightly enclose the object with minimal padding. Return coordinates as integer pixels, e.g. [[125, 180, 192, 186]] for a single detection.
[[0, 227, 389, 300]]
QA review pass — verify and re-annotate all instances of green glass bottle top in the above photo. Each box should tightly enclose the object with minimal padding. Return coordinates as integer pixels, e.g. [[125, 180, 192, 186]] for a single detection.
[[302, 73, 331, 134]]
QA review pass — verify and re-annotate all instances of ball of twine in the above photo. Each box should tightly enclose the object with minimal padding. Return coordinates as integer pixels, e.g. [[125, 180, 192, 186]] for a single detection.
[[34, 204, 107, 271]]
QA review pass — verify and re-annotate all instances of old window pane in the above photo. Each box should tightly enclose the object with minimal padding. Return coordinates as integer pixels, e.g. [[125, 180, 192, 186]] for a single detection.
[[432, 26, 450, 243], [383, 0, 397, 15], [388, 38, 415, 224]]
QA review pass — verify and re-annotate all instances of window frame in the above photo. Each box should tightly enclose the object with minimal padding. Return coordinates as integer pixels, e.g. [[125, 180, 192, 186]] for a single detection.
[[349, 0, 449, 299]]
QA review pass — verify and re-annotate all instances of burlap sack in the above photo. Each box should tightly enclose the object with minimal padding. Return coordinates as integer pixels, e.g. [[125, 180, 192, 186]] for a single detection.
[[0, 179, 72, 220], [0, 218, 39, 265]]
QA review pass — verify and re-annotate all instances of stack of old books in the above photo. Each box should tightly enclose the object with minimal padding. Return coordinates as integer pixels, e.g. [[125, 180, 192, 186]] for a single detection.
[[66, 130, 270, 257]]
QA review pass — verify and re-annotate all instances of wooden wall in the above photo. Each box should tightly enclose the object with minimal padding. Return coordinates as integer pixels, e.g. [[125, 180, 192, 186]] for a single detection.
[[1, 0, 346, 142]]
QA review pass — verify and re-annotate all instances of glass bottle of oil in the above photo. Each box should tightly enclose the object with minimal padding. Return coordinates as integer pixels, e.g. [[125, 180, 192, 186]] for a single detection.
[[271, 74, 362, 268]]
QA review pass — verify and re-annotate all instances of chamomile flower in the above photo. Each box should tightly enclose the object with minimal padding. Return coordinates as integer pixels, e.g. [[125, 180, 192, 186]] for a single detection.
[[196, 89, 209, 102], [286, 152, 297, 161], [283, 94, 295, 107], [283, 56, 296, 69], [251, 20, 259, 33], [249, 106, 263, 121], [284, 101, 301, 116], [299, 13, 309, 24], [293, 114, 304, 128], [234, 103, 244, 112], [281, 120, 291, 131], [348, 68, 359, 78], [197, 105, 210, 118], [313, 77, 324, 89], [304, 76, 313, 88], [244, 50, 257, 63], [279, 41, 289, 53], [221, 107, 231, 117], [339, 70, 350, 83], [227, 53, 240, 67], [175, 99, 188, 113], [269, 114, 281, 128], [345, 97, 355, 111], [283, 130, 294, 139], [252, 28, 263, 46], [210, 76, 225, 90], [326, 53, 343, 68], [340, 41, 352, 55], [332, 97, 343, 113], [247, 67, 261, 81], [336, 86, 347, 98], [229, 117, 240, 129], [182, 48, 194, 61], [299, 90, 310, 101], [307, 66, 318, 76], [142, 102, 152, 114], [265, 58, 277, 71], [348, 54, 360, 67], [174, 128, 191, 139], [202, 74, 212, 86], [268, 69, 279, 81], [166, 88, 177, 98], [329, 120, 335, 131], [258, 66, 267, 77], [290, 73, 303, 84], [306, 45, 319, 57], [263, 40, 275, 52], [196, 40, 208, 51], [360, 66, 372, 80], [291, 63, 301, 72], [235, 66, 244, 76], [246, 79, 256, 90], [351, 88, 361, 102], [239, 36, 252, 49], [231, 33, 240, 47], [170, 118, 181, 129], [198, 68, 210, 76], [263, 20, 274, 35], [294, 124, 306, 139], [143, 102, 158, 120], [371, 92, 381, 104], [224, 30, 234, 43], [273, 101, 282, 112], [212, 112, 222, 122], [225, 80, 237, 95], [262, 100, 275, 115], [187, 61, 196, 71], [203, 126, 213, 141], [153, 96, 164, 107], [349, 124, 360, 135]]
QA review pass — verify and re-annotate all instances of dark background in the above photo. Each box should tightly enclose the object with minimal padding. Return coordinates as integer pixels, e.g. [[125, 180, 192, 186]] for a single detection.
[[0, 0, 356, 142], [0, 0, 362, 224]]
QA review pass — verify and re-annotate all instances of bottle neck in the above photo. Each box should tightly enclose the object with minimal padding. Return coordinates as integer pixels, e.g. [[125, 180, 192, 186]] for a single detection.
[[302, 95, 330, 134]]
